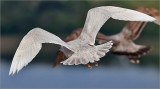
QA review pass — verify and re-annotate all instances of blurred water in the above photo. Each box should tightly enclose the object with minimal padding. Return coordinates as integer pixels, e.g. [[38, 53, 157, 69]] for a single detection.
[[1, 60, 159, 88]]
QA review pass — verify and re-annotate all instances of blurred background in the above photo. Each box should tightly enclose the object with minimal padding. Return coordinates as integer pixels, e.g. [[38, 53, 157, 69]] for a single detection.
[[1, 1, 159, 89]]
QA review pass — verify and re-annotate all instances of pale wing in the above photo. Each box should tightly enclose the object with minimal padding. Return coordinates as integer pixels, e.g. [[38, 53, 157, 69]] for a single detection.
[[79, 6, 155, 45], [9, 28, 73, 75]]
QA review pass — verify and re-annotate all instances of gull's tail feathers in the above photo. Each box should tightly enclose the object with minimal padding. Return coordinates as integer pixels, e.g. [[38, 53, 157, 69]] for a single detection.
[[61, 41, 113, 65], [96, 41, 113, 58], [60, 53, 99, 65]]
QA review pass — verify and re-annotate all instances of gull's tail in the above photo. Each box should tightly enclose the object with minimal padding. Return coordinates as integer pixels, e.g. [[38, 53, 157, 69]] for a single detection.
[[60, 41, 113, 65]]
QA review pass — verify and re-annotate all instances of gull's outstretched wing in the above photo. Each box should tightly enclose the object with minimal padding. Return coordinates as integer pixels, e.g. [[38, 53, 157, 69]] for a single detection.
[[9, 28, 73, 75], [97, 7, 159, 63], [78, 6, 155, 45]]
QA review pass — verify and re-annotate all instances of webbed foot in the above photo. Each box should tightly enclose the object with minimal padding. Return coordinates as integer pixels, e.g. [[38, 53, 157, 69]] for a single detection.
[[84, 64, 92, 69]]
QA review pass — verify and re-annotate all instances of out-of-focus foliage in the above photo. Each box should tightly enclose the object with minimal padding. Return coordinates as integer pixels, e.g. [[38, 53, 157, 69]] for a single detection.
[[1, 1, 159, 35]]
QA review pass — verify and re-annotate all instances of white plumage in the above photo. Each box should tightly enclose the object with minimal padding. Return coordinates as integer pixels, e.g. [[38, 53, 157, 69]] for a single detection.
[[9, 6, 155, 75]]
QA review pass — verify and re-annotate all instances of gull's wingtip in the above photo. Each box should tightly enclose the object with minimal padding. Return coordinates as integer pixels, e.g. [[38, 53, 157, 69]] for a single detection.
[[9, 65, 17, 76], [9, 66, 22, 76], [9, 68, 15, 76], [9, 72, 11, 76], [144, 16, 156, 22], [9, 70, 13, 76], [9, 66, 12, 76], [9, 69, 19, 76], [149, 17, 156, 22]]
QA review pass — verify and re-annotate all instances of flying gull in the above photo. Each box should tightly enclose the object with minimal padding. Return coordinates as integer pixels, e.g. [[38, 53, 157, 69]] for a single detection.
[[9, 6, 155, 75], [53, 7, 159, 67]]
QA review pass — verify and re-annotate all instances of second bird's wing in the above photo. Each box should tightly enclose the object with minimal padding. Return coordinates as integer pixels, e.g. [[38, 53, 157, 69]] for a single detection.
[[121, 7, 160, 40], [9, 28, 73, 75], [78, 6, 155, 45]]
